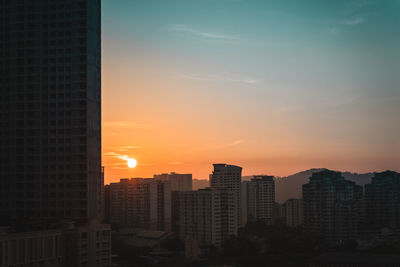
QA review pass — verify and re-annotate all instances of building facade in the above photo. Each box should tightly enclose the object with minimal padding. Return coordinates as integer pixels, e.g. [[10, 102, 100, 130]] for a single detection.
[[364, 171, 400, 231], [0, 228, 63, 267], [0, 1, 110, 265], [210, 164, 242, 227], [283, 198, 304, 227], [0, 0, 102, 222], [154, 172, 192, 191], [105, 178, 172, 231], [179, 187, 238, 248], [303, 170, 362, 244], [242, 176, 275, 226]]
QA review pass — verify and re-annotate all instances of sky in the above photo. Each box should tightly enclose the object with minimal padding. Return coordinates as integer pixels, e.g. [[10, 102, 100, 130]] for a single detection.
[[101, 0, 400, 184]]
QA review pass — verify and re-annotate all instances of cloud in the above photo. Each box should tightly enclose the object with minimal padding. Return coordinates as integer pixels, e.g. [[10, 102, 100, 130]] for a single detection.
[[180, 72, 260, 85], [190, 139, 246, 153], [119, 145, 140, 151], [320, 27, 341, 36], [103, 121, 146, 129], [168, 161, 192, 165], [229, 140, 245, 146], [341, 17, 365, 25], [104, 151, 135, 166], [167, 24, 239, 41]]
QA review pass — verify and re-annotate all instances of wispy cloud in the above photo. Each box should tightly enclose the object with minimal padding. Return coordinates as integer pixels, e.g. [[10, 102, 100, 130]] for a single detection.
[[340, 16, 365, 25], [320, 27, 341, 36], [103, 121, 146, 129], [167, 24, 239, 41], [168, 161, 192, 165], [180, 72, 260, 85], [321, 14, 366, 37], [104, 151, 136, 169], [229, 140, 245, 146], [119, 145, 140, 151], [344, 0, 370, 15], [190, 139, 246, 153]]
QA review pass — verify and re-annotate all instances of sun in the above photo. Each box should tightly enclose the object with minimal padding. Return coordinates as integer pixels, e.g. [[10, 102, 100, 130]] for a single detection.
[[127, 158, 137, 168]]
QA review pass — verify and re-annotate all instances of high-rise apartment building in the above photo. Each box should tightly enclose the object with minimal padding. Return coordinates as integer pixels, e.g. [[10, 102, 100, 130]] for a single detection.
[[0, 0, 102, 223], [210, 164, 242, 227], [0, 1, 110, 265], [179, 187, 238, 248], [105, 178, 172, 231], [153, 172, 192, 233], [303, 170, 362, 244], [154, 172, 192, 191], [242, 176, 275, 226], [364, 171, 400, 231], [283, 198, 303, 227]]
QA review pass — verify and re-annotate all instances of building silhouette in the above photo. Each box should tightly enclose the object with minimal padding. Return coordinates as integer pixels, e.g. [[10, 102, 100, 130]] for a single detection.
[[0, 1, 110, 265], [364, 171, 400, 231], [179, 187, 238, 250], [105, 178, 172, 231], [210, 164, 242, 227], [154, 172, 192, 191], [242, 175, 275, 226], [283, 198, 304, 227], [0, 227, 63, 267], [0, 0, 102, 222], [153, 172, 192, 233], [303, 170, 362, 244]]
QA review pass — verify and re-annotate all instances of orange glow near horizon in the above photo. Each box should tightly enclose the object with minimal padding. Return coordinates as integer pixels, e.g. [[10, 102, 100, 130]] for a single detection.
[[101, 31, 399, 185]]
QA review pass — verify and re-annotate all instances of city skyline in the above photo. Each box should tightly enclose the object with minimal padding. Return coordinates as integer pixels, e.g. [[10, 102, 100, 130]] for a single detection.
[[101, 0, 400, 183]]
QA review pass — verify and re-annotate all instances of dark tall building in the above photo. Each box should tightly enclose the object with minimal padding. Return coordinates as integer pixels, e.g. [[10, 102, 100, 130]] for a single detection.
[[0, 1, 110, 266], [105, 178, 172, 231], [180, 187, 238, 248], [242, 175, 275, 226], [210, 164, 242, 227], [364, 171, 400, 230], [303, 170, 362, 244], [0, 0, 102, 223]]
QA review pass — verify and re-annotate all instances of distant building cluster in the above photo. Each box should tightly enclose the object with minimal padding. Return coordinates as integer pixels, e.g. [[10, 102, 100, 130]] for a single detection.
[[103, 165, 279, 258], [103, 166, 400, 259], [302, 170, 400, 245]]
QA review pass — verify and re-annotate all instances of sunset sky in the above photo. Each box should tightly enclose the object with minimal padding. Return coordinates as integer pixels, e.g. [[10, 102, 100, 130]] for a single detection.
[[101, 0, 400, 184]]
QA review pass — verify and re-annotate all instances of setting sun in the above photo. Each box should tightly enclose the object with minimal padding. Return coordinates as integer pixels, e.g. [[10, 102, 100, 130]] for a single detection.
[[127, 158, 137, 168]]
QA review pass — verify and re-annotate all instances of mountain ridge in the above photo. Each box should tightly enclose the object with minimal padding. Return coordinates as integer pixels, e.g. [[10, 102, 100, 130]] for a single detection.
[[194, 168, 375, 203]]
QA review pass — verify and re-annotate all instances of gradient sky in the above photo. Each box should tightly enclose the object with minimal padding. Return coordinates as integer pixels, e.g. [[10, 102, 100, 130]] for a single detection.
[[101, 0, 400, 184]]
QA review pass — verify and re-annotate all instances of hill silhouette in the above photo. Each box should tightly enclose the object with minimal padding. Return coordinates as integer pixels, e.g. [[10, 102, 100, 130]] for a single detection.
[[275, 168, 373, 203], [193, 169, 374, 203]]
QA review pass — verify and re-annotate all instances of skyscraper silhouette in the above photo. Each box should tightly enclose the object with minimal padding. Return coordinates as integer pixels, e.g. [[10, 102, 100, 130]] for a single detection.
[[364, 171, 400, 231], [0, 0, 102, 223], [210, 163, 242, 227], [0, 1, 110, 266], [303, 170, 362, 244], [242, 175, 275, 226]]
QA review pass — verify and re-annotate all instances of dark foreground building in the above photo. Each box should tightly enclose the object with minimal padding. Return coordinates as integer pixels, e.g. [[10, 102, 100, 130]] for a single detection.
[[0, 1, 110, 266], [303, 170, 362, 244], [309, 252, 400, 267], [364, 171, 400, 231]]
